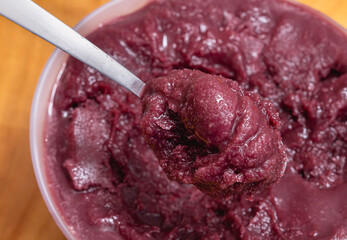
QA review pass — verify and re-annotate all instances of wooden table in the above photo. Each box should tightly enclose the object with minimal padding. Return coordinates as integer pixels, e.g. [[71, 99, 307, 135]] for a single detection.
[[0, 0, 345, 239]]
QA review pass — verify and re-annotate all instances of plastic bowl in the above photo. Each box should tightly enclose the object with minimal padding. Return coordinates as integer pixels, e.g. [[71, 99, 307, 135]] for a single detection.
[[30, 0, 346, 239], [30, 0, 150, 239]]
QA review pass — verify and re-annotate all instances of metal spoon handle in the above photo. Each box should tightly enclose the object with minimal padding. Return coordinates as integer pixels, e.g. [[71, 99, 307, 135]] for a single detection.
[[0, 0, 145, 97]]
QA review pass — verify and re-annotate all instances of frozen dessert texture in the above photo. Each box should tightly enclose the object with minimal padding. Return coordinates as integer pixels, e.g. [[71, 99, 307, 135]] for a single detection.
[[45, 0, 347, 239], [141, 69, 287, 198]]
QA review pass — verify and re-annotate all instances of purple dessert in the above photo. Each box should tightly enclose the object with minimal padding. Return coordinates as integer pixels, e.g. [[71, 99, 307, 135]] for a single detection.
[[44, 0, 347, 239], [141, 69, 287, 198]]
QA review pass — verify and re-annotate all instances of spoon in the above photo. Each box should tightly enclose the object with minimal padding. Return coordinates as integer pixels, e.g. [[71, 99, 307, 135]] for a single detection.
[[0, 0, 146, 97]]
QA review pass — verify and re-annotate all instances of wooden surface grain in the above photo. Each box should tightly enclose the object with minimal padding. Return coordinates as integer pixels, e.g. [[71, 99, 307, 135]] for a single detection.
[[0, 0, 346, 239]]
